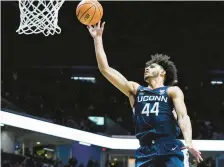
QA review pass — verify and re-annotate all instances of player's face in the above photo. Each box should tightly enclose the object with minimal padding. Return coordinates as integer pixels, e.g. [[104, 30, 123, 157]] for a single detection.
[[144, 63, 164, 80]]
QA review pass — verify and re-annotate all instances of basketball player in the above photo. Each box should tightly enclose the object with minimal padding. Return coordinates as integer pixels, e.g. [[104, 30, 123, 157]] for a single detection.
[[87, 21, 203, 167]]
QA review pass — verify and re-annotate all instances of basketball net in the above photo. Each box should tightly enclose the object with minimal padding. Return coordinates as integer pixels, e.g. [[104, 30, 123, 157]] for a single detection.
[[16, 0, 65, 36]]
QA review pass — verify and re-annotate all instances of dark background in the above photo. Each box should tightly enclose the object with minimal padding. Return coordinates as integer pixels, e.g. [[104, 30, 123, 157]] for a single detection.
[[2, 1, 224, 68]]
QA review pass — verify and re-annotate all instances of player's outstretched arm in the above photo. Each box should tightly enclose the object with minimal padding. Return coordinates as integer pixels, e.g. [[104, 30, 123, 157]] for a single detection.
[[87, 21, 139, 97], [168, 86, 203, 163]]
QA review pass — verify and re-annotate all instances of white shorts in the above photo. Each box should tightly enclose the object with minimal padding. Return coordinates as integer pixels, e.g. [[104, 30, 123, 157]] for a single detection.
[[182, 149, 190, 167]]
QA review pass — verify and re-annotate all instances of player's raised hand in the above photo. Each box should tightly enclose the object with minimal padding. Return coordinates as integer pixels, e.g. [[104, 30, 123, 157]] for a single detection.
[[186, 145, 203, 163], [87, 20, 105, 38]]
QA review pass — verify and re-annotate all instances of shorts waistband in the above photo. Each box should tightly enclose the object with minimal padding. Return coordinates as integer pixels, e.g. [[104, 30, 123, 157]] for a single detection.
[[139, 136, 176, 147]]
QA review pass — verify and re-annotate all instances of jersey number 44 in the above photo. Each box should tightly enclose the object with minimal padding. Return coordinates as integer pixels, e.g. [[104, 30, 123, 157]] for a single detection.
[[141, 102, 159, 116]]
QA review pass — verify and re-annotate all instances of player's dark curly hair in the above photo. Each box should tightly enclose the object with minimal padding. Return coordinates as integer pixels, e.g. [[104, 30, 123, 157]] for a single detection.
[[145, 54, 178, 86]]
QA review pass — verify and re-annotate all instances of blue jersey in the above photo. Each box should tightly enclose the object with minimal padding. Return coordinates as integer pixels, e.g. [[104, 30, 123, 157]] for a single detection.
[[133, 86, 180, 141]]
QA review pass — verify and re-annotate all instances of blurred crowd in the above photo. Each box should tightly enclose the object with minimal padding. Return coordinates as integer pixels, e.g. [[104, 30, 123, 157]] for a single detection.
[[2, 151, 220, 167], [2, 152, 99, 167], [2, 71, 224, 138]]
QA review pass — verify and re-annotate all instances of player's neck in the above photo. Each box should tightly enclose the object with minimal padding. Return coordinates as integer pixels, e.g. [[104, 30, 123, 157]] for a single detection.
[[148, 77, 164, 89]]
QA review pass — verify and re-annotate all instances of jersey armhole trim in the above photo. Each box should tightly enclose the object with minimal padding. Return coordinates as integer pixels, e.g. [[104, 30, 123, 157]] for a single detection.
[[136, 85, 142, 93], [132, 85, 142, 109]]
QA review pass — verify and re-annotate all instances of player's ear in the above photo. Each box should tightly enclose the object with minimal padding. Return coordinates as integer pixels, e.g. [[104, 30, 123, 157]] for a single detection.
[[161, 70, 166, 77]]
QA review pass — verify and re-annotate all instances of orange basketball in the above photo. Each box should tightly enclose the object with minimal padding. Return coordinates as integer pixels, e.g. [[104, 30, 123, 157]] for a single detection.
[[76, 0, 103, 26]]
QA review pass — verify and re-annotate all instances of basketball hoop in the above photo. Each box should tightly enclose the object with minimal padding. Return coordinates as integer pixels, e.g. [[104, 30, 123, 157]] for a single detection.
[[16, 0, 65, 36]]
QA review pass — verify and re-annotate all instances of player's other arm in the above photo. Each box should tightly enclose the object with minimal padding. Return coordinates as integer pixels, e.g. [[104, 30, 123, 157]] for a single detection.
[[87, 21, 139, 97], [168, 86, 203, 163], [168, 86, 192, 145]]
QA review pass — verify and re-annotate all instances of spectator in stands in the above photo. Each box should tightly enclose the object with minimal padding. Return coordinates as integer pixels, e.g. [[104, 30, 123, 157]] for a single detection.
[[87, 157, 94, 167], [65, 157, 77, 167]]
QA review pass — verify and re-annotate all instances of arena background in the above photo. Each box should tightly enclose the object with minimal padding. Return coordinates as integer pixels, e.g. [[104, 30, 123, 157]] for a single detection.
[[1, 1, 224, 167]]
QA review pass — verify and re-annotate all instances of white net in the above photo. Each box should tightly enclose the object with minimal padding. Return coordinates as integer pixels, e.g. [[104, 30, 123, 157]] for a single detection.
[[16, 0, 65, 36]]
